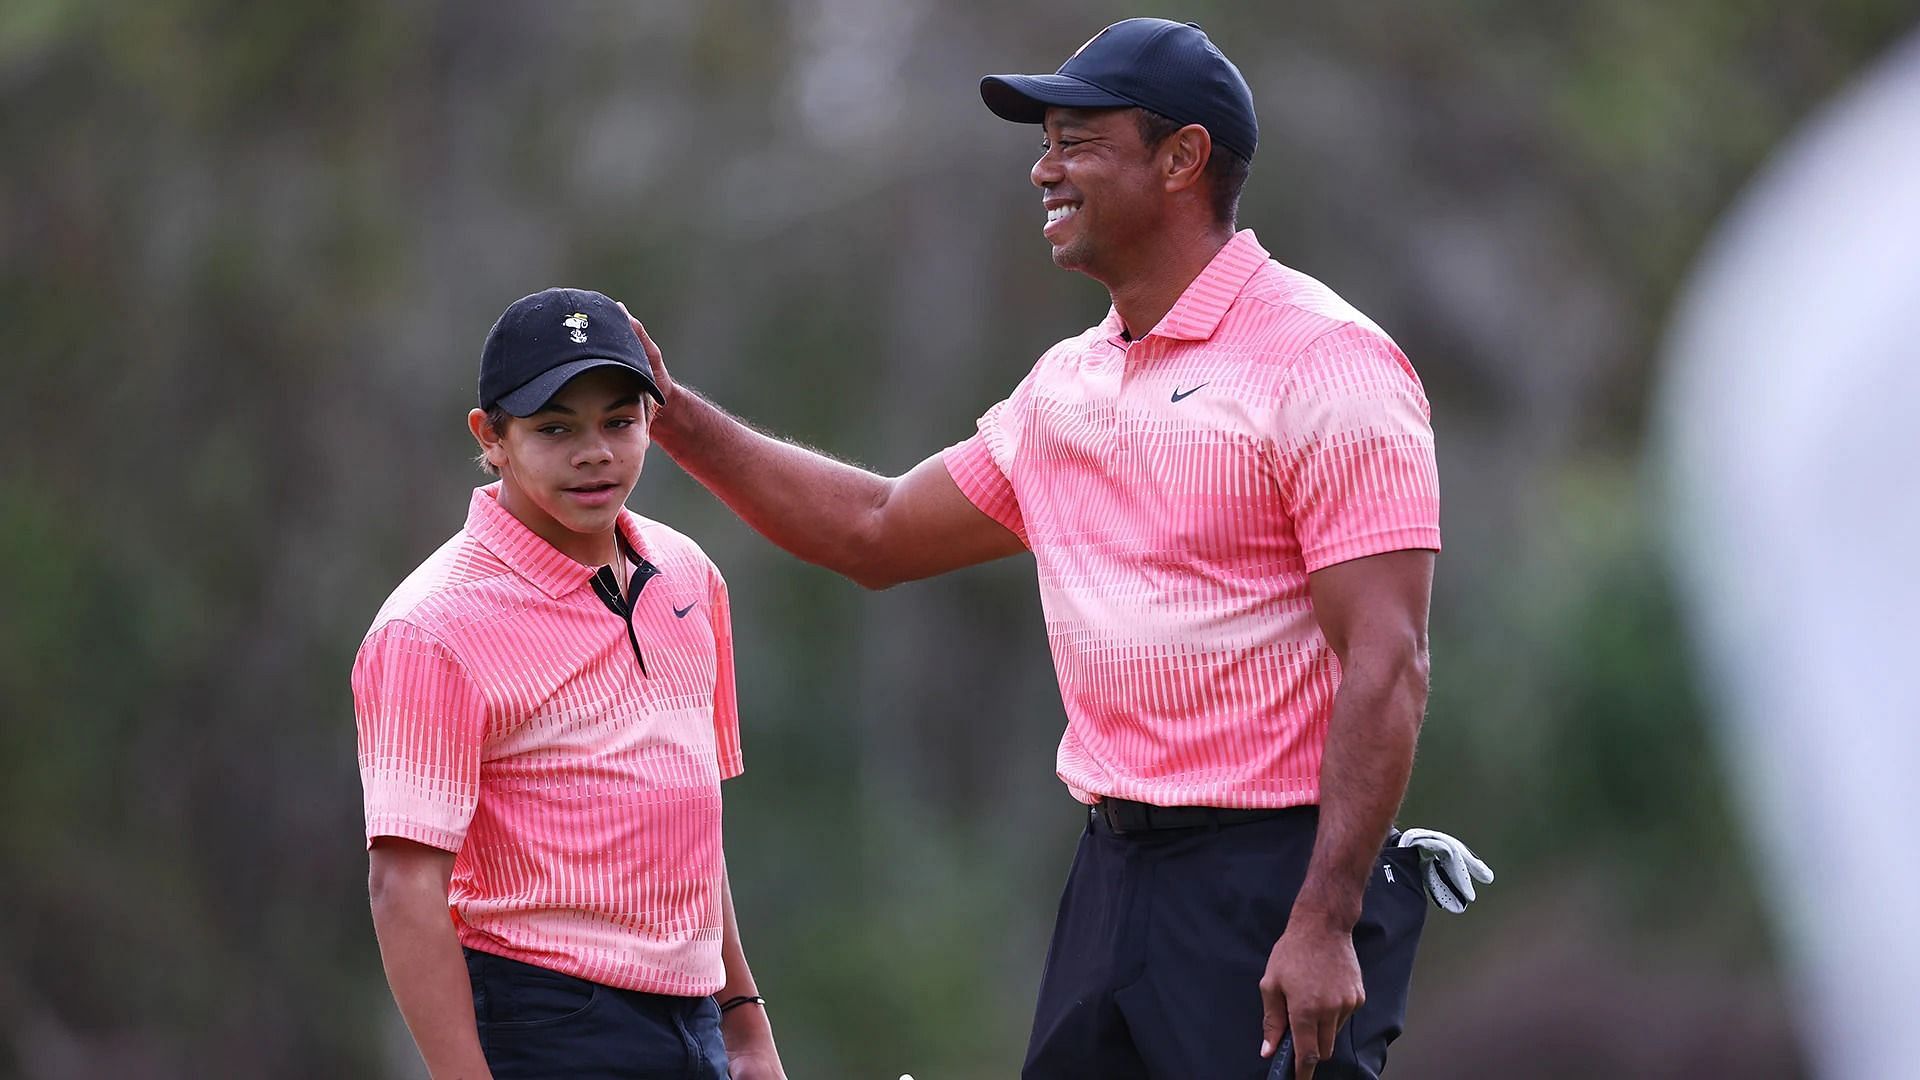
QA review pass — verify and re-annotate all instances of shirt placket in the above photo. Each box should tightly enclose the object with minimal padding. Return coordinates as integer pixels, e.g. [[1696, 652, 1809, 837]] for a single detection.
[[588, 555, 658, 677]]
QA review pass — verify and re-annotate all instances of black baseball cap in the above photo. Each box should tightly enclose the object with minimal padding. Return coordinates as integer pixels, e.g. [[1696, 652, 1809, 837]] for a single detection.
[[980, 18, 1257, 162], [478, 287, 664, 416]]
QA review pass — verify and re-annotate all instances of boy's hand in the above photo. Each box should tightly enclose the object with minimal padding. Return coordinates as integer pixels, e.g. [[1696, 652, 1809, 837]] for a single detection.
[[720, 1006, 786, 1080], [726, 1044, 786, 1080]]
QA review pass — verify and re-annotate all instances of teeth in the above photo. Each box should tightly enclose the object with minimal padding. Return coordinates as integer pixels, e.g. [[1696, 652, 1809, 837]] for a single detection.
[[1047, 204, 1079, 224]]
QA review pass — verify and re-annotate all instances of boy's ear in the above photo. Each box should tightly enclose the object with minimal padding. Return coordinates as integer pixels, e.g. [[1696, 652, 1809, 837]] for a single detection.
[[468, 408, 508, 470]]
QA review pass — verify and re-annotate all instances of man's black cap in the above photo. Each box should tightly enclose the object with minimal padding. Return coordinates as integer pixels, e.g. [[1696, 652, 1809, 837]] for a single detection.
[[980, 18, 1257, 162], [478, 287, 663, 416]]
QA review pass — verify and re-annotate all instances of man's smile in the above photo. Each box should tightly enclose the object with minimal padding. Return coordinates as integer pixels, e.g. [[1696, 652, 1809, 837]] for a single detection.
[[1044, 198, 1082, 238]]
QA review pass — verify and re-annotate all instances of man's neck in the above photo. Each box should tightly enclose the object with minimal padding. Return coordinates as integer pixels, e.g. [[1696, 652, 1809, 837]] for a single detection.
[[1105, 224, 1235, 340]]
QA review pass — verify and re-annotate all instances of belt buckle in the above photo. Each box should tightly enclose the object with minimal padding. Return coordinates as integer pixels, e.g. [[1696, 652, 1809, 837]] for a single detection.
[[1094, 799, 1124, 835]]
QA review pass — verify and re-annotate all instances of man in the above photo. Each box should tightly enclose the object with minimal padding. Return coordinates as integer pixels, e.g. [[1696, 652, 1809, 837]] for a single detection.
[[629, 19, 1436, 1079], [354, 289, 785, 1079]]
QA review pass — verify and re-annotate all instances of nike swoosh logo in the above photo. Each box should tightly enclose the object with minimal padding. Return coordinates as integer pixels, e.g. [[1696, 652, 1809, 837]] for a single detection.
[[1171, 382, 1209, 402], [673, 601, 697, 618]]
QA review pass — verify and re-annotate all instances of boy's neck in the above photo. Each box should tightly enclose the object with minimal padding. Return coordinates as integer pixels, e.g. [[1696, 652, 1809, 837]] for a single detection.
[[495, 481, 622, 569]]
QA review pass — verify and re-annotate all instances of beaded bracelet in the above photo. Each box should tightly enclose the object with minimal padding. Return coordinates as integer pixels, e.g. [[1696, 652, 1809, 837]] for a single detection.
[[718, 994, 767, 1014]]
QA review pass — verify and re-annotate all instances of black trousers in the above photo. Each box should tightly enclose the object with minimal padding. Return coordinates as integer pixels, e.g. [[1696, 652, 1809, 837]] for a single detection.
[[1023, 806, 1427, 1080], [464, 948, 728, 1080]]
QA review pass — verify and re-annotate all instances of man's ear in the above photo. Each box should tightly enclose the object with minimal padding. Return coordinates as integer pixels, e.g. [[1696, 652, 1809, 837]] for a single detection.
[[1163, 123, 1213, 195], [469, 408, 508, 471]]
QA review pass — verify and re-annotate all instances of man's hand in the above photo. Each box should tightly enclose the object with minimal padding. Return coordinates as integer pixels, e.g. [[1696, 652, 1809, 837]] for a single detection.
[[1259, 915, 1365, 1079], [617, 301, 679, 411]]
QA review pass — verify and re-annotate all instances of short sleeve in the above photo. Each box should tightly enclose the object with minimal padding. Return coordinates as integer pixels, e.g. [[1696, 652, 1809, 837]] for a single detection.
[[941, 372, 1035, 547], [353, 619, 487, 852], [706, 565, 744, 780], [1272, 325, 1442, 572]]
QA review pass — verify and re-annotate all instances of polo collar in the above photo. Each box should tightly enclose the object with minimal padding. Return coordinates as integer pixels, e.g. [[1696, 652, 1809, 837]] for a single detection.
[[465, 483, 647, 600], [1107, 229, 1271, 344]]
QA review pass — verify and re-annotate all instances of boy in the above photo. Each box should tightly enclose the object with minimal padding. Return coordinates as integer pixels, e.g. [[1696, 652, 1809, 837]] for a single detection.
[[353, 288, 784, 1079]]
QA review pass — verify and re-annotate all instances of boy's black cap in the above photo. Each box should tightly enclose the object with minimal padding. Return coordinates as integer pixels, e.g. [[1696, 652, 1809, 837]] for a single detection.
[[980, 18, 1257, 162], [478, 288, 663, 416]]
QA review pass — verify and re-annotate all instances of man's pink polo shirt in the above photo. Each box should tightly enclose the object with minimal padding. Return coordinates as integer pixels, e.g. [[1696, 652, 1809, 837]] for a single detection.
[[944, 230, 1440, 810], [353, 484, 743, 996]]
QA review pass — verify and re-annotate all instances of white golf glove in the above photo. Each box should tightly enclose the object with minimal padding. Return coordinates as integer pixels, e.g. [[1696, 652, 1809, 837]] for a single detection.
[[1397, 828, 1494, 914]]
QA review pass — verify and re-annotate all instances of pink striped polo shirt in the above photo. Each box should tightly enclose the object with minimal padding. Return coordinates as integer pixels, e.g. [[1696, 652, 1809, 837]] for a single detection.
[[353, 484, 743, 996], [944, 230, 1440, 810]]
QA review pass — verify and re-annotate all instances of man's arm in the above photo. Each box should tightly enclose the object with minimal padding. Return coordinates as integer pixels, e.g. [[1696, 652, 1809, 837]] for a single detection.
[[621, 306, 1026, 589], [1259, 549, 1434, 1079], [713, 863, 784, 1079], [368, 838, 492, 1080]]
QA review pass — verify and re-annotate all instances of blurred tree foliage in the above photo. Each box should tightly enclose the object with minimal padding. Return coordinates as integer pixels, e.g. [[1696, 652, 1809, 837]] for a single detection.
[[1, 1, 1911, 1076]]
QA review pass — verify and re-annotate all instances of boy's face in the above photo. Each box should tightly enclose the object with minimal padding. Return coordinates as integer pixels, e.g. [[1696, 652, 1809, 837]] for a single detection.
[[472, 366, 651, 545]]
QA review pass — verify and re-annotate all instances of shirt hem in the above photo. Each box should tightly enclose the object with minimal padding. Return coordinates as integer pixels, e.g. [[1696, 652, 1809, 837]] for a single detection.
[[1065, 779, 1323, 810], [457, 935, 725, 998], [941, 439, 1030, 548], [365, 819, 465, 853], [1302, 527, 1442, 574]]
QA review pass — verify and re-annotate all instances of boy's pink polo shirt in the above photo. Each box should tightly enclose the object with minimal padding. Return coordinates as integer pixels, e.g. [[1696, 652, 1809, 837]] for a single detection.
[[353, 484, 743, 996], [944, 230, 1441, 810]]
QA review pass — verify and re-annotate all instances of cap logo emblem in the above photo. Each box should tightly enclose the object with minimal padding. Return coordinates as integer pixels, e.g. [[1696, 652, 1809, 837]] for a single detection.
[[563, 312, 589, 343]]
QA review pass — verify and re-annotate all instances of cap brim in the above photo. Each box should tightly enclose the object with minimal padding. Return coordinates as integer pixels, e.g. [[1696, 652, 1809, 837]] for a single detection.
[[495, 358, 664, 416], [980, 73, 1136, 124]]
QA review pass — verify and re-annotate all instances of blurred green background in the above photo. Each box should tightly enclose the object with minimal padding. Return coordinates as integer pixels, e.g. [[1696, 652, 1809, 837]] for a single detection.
[[3, 2, 1912, 1076]]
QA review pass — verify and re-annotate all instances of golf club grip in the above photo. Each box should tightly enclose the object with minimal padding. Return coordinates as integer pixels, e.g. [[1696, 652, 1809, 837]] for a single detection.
[[1268, 1031, 1294, 1078]]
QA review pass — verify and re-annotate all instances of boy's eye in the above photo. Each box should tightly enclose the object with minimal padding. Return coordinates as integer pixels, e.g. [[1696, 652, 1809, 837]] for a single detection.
[[538, 425, 568, 436], [608, 417, 635, 429]]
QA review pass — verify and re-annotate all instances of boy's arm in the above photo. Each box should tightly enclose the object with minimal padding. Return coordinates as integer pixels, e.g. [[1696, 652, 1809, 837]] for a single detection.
[[368, 837, 492, 1080], [715, 862, 785, 1080]]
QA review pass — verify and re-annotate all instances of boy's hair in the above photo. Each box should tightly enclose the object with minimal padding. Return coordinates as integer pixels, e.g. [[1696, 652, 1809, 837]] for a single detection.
[[475, 397, 659, 476], [476, 405, 516, 476]]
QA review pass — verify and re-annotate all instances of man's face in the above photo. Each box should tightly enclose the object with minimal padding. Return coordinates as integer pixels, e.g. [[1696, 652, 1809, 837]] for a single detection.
[[489, 367, 651, 542], [1031, 107, 1168, 276]]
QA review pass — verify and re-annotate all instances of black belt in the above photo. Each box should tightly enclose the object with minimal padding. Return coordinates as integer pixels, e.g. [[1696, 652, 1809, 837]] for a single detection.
[[1091, 797, 1299, 836]]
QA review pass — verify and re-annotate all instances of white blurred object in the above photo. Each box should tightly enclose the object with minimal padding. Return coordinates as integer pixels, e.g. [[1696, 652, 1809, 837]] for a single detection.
[[1397, 828, 1495, 914], [1656, 26, 1920, 1080]]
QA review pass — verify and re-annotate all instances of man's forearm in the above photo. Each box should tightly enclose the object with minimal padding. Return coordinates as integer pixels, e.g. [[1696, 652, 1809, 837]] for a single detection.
[[1291, 653, 1428, 931], [370, 887, 491, 1079], [654, 386, 896, 582]]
